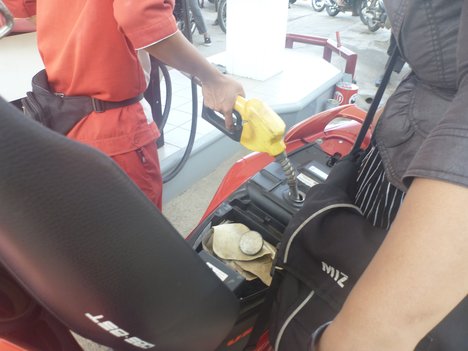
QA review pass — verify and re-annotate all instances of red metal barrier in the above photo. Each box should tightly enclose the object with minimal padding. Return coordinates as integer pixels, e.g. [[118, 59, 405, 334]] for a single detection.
[[285, 33, 357, 79]]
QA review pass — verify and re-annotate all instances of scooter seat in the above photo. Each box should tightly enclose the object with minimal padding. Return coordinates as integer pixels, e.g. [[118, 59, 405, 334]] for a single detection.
[[0, 99, 239, 351]]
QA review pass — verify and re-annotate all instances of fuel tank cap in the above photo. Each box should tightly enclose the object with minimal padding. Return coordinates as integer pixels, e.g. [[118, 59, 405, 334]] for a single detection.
[[239, 231, 264, 256]]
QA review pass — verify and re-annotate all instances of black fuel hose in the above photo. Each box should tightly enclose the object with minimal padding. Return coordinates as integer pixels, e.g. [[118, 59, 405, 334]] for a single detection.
[[161, 0, 199, 183], [162, 76, 199, 183], [158, 62, 172, 132]]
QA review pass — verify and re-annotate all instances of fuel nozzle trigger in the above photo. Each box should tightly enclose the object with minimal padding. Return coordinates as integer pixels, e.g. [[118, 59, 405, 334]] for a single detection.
[[201, 105, 243, 142]]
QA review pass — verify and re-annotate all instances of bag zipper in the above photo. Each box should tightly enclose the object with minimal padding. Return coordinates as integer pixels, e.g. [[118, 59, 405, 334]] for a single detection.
[[24, 92, 45, 124], [274, 290, 315, 351]]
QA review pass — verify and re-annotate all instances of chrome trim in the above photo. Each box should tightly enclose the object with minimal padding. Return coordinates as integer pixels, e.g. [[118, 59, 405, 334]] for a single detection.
[[0, 1, 14, 39]]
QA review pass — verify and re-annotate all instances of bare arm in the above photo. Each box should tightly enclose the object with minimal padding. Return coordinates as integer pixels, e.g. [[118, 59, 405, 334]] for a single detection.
[[145, 31, 245, 128], [317, 177, 468, 351]]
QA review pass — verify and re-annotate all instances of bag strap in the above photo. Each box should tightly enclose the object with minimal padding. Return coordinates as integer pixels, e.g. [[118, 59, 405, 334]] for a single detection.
[[349, 47, 401, 156], [242, 46, 401, 351], [32, 69, 144, 113], [90, 93, 144, 113]]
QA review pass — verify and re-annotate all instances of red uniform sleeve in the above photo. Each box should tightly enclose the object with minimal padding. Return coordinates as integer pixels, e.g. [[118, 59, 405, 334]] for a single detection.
[[3, 0, 36, 18], [113, 0, 178, 50]]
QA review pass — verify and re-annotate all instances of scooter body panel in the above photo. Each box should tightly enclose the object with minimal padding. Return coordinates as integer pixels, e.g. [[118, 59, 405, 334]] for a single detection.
[[0, 105, 369, 351]]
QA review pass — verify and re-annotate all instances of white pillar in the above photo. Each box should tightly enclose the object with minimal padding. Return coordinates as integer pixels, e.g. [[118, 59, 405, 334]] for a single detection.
[[225, 0, 289, 81]]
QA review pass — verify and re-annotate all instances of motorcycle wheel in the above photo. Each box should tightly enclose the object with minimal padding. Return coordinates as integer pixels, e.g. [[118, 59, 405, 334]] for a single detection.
[[217, 0, 227, 33], [359, 0, 372, 24], [367, 17, 381, 32], [326, 4, 340, 16], [177, 11, 197, 37], [312, 0, 326, 11]]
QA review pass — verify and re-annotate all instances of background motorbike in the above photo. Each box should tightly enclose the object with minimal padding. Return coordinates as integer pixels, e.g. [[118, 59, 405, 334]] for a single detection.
[[217, 0, 227, 33], [325, 0, 362, 17], [360, 0, 387, 32], [174, 0, 197, 36], [311, 0, 326, 12]]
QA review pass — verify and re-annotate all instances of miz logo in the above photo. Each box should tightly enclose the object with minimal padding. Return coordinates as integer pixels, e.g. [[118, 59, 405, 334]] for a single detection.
[[321, 261, 348, 288]]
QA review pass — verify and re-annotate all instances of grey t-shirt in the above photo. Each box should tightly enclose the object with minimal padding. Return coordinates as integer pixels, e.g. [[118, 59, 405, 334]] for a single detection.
[[376, 0, 468, 191]]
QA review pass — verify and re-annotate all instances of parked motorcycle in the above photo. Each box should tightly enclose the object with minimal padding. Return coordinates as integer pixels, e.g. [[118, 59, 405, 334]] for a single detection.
[[311, 0, 326, 12], [217, 0, 227, 33], [174, 0, 197, 37], [325, 0, 361, 17], [360, 0, 387, 32]]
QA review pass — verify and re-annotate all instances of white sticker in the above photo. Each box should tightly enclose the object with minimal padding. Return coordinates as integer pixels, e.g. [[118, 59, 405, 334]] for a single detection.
[[206, 262, 229, 281], [307, 165, 328, 181], [297, 173, 318, 188]]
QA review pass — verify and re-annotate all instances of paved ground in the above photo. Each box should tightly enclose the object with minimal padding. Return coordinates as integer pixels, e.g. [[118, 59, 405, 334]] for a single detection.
[[79, 2, 409, 349]]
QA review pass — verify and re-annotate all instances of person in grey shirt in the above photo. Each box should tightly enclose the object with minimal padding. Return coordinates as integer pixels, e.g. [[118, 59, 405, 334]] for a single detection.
[[313, 0, 468, 350]]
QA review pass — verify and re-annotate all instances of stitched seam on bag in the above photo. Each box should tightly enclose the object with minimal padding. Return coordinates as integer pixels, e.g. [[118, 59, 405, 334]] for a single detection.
[[283, 203, 362, 263], [274, 290, 315, 351]]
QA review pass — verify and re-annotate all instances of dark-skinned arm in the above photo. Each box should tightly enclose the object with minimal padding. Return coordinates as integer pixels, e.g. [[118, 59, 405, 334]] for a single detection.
[[145, 31, 244, 128]]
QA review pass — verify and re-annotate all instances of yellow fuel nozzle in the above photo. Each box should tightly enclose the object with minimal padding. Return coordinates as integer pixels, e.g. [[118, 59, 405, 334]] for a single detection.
[[234, 96, 286, 157], [234, 97, 304, 204]]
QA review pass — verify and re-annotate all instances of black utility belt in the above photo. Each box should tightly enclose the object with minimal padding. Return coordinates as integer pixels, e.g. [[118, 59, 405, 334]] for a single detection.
[[22, 69, 144, 135]]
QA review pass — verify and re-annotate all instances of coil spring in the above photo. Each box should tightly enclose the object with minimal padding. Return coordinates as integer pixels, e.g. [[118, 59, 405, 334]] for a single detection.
[[276, 153, 301, 202]]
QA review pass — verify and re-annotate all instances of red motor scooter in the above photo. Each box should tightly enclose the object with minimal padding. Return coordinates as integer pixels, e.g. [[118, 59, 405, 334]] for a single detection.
[[0, 96, 371, 351]]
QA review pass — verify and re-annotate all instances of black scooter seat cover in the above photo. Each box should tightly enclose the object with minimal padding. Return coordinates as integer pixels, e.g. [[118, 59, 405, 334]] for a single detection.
[[0, 99, 239, 351]]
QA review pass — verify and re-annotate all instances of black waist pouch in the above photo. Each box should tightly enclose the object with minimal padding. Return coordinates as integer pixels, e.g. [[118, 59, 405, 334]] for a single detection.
[[22, 70, 143, 135]]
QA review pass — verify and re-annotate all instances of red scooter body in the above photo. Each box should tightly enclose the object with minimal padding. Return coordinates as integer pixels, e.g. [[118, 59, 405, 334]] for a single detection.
[[198, 104, 368, 224], [0, 104, 370, 351]]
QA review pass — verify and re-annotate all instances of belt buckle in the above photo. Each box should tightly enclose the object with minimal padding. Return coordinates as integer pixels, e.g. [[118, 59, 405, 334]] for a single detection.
[[91, 98, 105, 113]]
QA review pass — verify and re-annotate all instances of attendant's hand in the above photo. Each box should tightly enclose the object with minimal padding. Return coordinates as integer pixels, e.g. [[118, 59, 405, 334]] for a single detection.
[[201, 73, 244, 129]]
